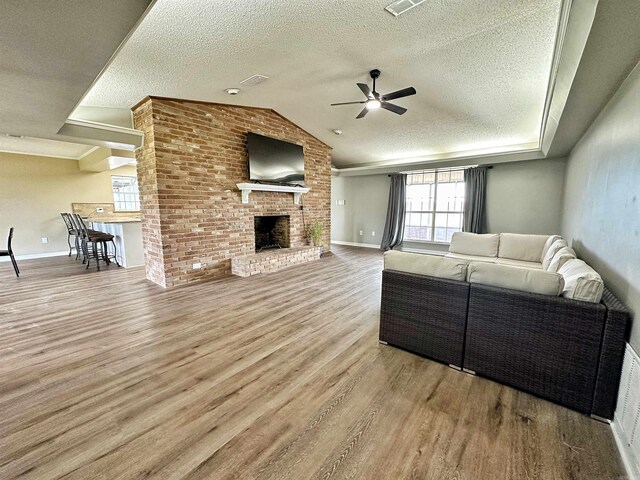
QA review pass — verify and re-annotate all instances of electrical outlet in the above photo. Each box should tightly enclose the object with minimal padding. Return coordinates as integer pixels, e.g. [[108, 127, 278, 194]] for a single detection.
[[41, 237, 48, 244], [192, 262, 202, 270], [371, 231, 375, 237], [359, 230, 364, 236]]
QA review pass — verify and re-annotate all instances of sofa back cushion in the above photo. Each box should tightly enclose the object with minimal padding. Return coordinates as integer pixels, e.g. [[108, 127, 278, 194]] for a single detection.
[[467, 262, 564, 296], [558, 259, 604, 303], [542, 234, 562, 258], [547, 246, 576, 273], [498, 233, 550, 262], [449, 232, 499, 258], [384, 251, 468, 281], [542, 238, 568, 269]]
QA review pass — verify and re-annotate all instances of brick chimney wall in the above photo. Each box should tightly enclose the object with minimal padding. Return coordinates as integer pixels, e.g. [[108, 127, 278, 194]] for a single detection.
[[132, 97, 332, 287]]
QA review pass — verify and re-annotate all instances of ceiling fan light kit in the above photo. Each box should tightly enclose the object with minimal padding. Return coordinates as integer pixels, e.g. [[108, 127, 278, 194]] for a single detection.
[[366, 99, 381, 110], [331, 69, 416, 119]]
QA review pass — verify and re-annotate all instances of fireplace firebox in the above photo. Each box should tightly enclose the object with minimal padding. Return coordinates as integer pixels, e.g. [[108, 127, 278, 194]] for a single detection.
[[254, 215, 290, 252]]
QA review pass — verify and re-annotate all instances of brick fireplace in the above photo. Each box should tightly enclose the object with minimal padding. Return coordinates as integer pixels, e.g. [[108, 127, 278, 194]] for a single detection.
[[132, 97, 332, 287]]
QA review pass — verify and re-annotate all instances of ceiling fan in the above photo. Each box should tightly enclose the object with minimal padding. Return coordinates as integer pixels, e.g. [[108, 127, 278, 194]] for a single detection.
[[331, 69, 416, 119]]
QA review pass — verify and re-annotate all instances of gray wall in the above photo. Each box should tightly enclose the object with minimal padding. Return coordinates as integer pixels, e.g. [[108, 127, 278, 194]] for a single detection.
[[332, 158, 567, 251], [562, 62, 640, 352], [486, 158, 566, 235], [331, 174, 390, 246]]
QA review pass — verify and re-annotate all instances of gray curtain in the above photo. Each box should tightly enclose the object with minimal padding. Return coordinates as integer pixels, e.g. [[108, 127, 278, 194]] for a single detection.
[[381, 173, 407, 251], [463, 167, 488, 233]]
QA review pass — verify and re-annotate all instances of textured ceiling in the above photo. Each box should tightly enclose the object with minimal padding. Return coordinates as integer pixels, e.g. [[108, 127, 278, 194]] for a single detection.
[[81, 0, 562, 168], [0, 136, 95, 159]]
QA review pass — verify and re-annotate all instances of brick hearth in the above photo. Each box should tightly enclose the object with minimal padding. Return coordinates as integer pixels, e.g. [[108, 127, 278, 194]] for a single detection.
[[132, 97, 332, 287], [231, 246, 322, 277]]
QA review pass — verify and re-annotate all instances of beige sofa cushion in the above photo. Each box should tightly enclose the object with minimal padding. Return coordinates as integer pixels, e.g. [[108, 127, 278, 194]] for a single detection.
[[449, 232, 499, 258], [547, 246, 576, 273], [498, 233, 550, 262], [542, 235, 563, 258], [445, 252, 497, 264], [541, 239, 569, 270], [467, 262, 564, 296], [558, 259, 604, 303], [384, 251, 468, 281], [495, 258, 543, 270]]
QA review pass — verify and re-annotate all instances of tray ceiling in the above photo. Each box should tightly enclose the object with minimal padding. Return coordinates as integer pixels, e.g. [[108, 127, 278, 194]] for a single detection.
[[80, 0, 563, 168], [0, 136, 95, 159], [0, 0, 153, 141]]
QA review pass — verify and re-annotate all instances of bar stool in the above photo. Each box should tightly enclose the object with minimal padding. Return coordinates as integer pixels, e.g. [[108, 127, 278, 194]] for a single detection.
[[73, 214, 120, 270], [60, 213, 81, 258]]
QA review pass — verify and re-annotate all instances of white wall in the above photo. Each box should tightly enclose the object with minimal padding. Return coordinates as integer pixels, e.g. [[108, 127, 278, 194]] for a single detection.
[[562, 61, 640, 352], [486, 158, 566, 235]]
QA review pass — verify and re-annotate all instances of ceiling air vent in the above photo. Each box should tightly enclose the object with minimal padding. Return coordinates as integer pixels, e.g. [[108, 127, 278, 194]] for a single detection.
[[385, 0, 425, 16], [240, 74, 269, 87]]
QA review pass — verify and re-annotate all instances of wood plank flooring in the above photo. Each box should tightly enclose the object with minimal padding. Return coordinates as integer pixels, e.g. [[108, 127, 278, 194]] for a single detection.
[[0, 246, 626, 479]]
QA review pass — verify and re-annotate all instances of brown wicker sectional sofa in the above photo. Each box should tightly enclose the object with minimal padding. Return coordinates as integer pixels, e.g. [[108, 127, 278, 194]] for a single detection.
[[379, 236, 630, 421]]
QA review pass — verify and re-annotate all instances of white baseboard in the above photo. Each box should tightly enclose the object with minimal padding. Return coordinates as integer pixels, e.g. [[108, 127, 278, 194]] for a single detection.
[[612, 343, 640, 480], [331, 240, 380, 249], [0, 250, 73, 262]]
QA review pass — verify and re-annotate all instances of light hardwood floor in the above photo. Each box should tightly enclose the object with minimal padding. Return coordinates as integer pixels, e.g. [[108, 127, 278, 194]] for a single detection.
[[0, 246, 626, 479]]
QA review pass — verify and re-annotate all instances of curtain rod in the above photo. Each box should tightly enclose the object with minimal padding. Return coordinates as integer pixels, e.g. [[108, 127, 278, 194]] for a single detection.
[[388, 165, 493, 176]]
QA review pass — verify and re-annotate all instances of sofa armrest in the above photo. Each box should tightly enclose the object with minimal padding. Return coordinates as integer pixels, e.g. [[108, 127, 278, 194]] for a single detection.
[[380, 270, 469, 367], [591, 288, 631, 420]]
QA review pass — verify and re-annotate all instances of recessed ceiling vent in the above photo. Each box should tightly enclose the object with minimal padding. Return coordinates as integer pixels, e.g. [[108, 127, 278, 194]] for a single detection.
[[385, 0, 425, 16], [240, 74, 269, 87]]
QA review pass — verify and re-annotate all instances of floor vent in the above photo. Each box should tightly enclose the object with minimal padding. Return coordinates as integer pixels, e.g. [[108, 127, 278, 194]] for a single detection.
[[612, 343, 640, 479]]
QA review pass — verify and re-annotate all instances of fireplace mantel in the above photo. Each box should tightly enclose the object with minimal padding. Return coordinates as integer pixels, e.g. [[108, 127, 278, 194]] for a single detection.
[[236, 183, 311, 205]]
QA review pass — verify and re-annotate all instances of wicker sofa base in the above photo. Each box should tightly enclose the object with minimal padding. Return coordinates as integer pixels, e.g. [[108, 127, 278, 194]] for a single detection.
[[464, 283, 606, 415], [379, 269, 630, 420]]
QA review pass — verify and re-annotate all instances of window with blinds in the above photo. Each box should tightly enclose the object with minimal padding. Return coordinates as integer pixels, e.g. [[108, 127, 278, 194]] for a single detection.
[[404, 169, 465, 243]]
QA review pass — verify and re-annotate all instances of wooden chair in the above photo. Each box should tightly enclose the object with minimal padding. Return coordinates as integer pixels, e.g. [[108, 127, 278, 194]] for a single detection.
[[1, 227, 19, 277]]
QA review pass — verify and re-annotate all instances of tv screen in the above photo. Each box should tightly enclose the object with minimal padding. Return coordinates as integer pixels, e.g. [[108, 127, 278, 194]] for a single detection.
[[247, 132, 304, 184]]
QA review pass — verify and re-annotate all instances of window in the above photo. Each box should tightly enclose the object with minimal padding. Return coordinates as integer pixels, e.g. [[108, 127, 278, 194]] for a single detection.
[[404, 169, 465, 243], [111, 176, 140, 211]]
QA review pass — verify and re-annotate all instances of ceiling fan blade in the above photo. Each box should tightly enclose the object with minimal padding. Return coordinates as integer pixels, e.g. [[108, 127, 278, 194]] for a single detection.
[[356, 107, 369, 119], [330, 101, 367, 106], [357, 83, 374, 99], [381, 87, 416, 102], [381, 102, 407, 115]]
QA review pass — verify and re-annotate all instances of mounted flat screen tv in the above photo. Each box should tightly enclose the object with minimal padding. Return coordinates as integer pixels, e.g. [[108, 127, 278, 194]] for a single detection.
[[247, 132, 304, 185]]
